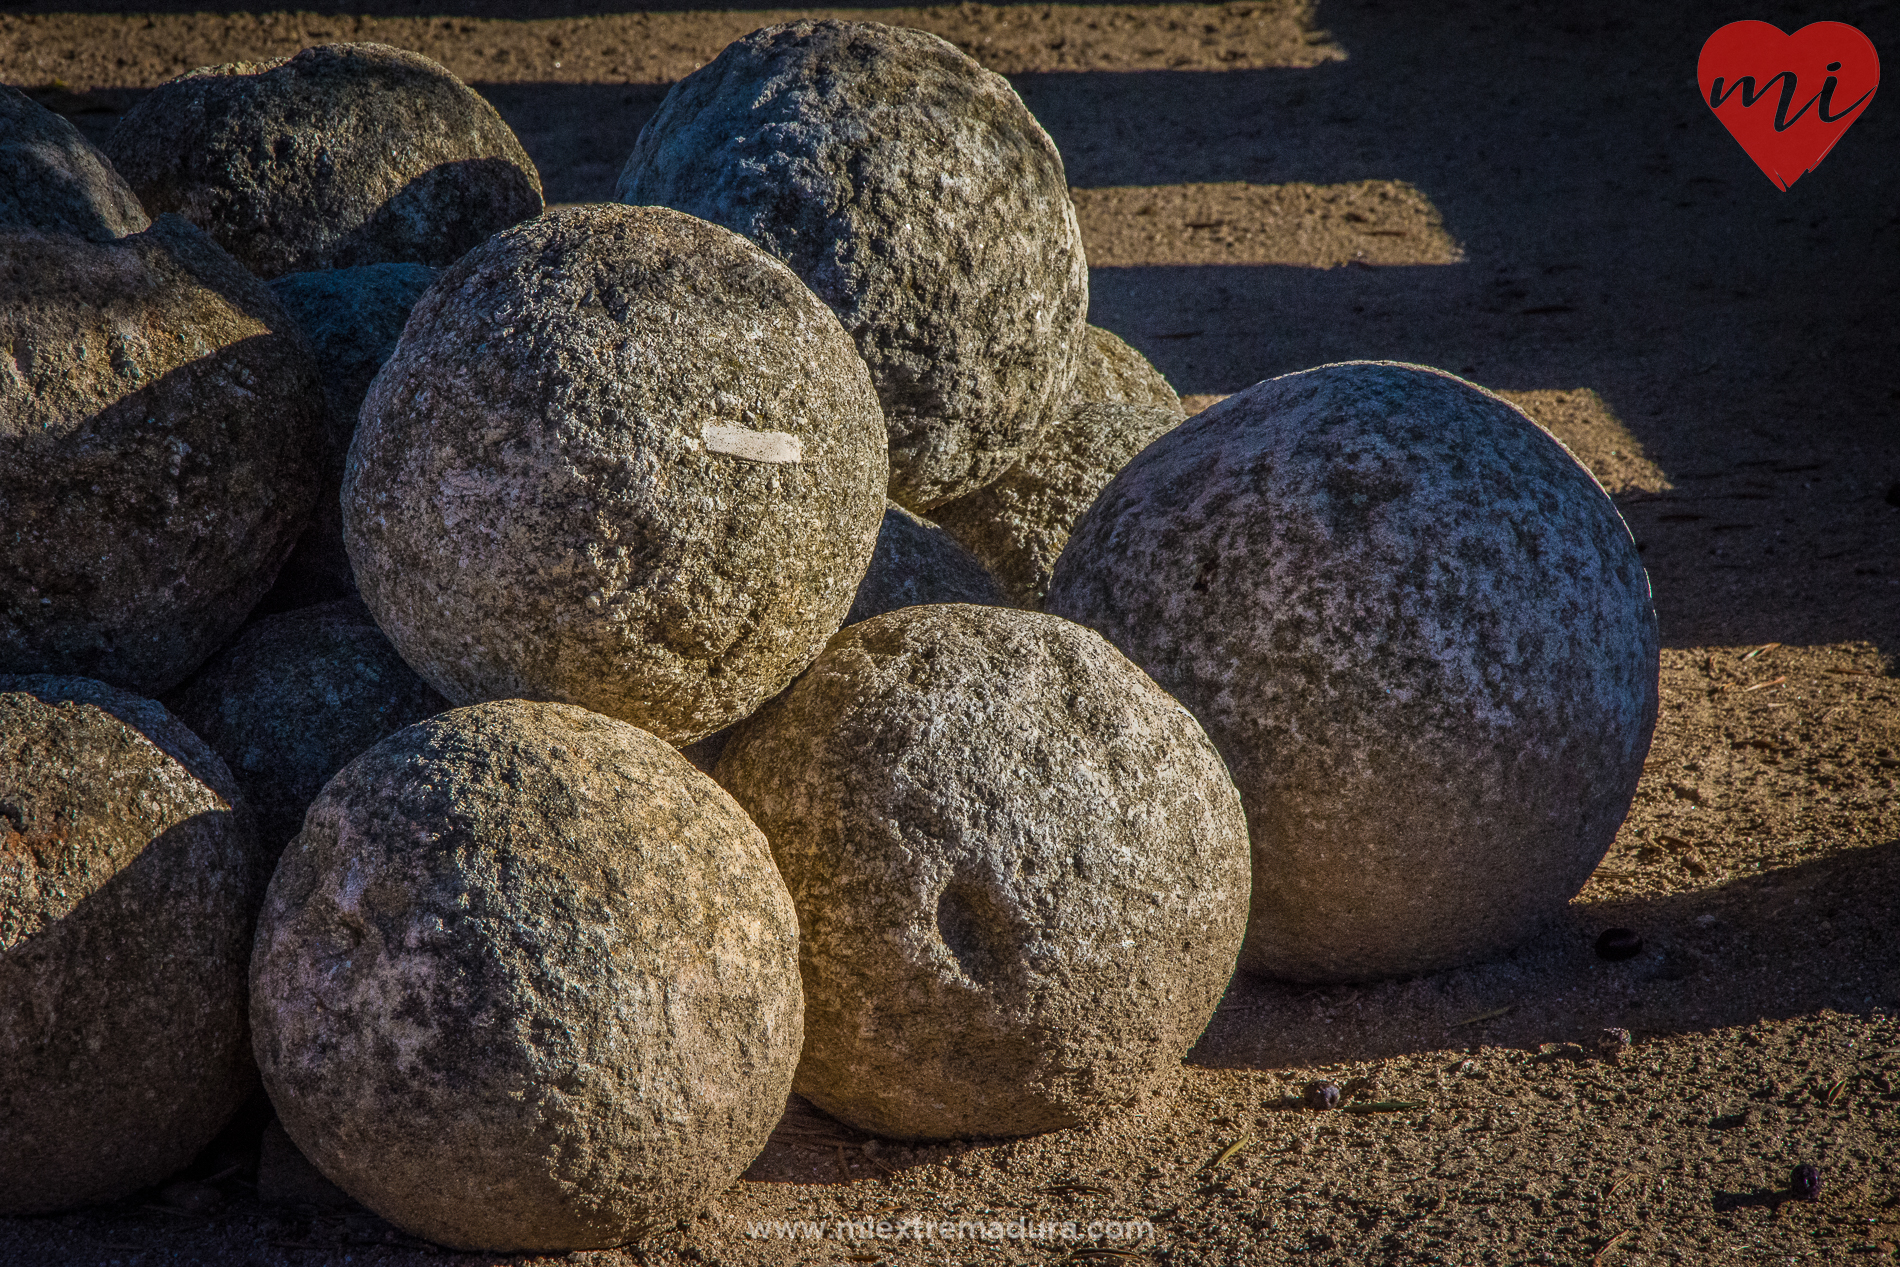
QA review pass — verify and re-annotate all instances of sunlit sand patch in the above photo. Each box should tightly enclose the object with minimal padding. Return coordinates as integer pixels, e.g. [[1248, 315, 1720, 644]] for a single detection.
[[1073, 181, 1464, 268], [1172, 387, 1669, 498], [0, 1, 1345, 94], [1495, 388, 1672, 497]]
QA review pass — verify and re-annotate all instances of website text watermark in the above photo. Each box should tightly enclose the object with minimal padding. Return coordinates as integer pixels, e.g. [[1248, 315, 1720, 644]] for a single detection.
[[744, 1214, 1157, 1244]]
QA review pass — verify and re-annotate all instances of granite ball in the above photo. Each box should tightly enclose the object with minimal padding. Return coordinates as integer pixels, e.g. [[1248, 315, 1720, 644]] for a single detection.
[[1046, 361, 1660, 983], [250, 699, 803, 1252], [163, 598, 449, 863], [259, 264, 440, 611], [0, 676, 262, 1214], [1, 215, 325, 696], [714, 604, 1250, 1140], [343, 203, 888, 745], [0, 83, 148, 241], [618, 20, 1090, 511], [104, 43, 543, 279]]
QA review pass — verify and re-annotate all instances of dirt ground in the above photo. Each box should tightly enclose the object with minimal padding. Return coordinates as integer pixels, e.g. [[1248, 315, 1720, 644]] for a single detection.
[[3, 0, 1898, 1263]]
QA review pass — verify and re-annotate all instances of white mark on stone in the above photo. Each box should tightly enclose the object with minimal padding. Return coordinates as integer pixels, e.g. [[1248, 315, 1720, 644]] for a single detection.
[[703, 423, 802, 464]]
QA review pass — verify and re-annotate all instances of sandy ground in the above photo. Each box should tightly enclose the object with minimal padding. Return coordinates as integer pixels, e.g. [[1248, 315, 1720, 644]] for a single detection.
[[2, 0, 1897, 1263]]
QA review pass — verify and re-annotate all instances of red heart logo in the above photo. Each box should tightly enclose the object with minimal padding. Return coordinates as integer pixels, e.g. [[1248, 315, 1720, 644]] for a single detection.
[[1698, 21, 1880, 190]]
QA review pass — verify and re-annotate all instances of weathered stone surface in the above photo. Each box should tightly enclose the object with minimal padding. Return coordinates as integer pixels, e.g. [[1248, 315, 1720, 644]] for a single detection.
[[104, 43, 543, 279], [0, 216, 325, 696], [1045, 361, 1661, 983], [259, 264, 440, 611], [715, 604, 1250, 1140], [679, 502, 1011, 773], [343, 204, 887, 745], [163, 597, 449, 863], [934, 402, 1183, 608], [0, 83, 148, 241], [934, 326, 1181, 606], [1070, 325, 1181, 413], [618, 20, 1089, 511], [251, 699, 803, 1252], [0, 675, 261, 1214]]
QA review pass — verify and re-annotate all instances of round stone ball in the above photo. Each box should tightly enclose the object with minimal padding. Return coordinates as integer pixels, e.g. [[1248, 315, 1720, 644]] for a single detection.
[[163, 598, 449, 863], [1, 215, 325, 696], [618, 20, 1090, 512], [0, 675, 262, 1214], [103, 43, 543, 279], [259, 263, 440, 612], [714, 604, 1250, 1141], [1, 83, 148, 241], [1044, 361, 1661, 983], [343, 203, 888, 745], [250, 699, 803, 1253]]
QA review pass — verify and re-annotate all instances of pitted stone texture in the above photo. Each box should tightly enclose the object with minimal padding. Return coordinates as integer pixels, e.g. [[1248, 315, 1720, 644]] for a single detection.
[[343, 204, 887, 745], [259, 264, 440, 611], [103, 43, 543, 280], [618, 20, 1089, 511], [1070, 325, 1181, 413], [0, 676, 261, 1215], [1045, 361, 1660, 984], [250, 699, 803, 1252], [0, 84, 148, 241], [934, 402, 1182, 609], [1, 216, 325, 697], [164, 598, 449, 863], [714, 604, 1249, 1140]]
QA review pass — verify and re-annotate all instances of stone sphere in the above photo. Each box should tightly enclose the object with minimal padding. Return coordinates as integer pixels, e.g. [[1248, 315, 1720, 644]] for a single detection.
[[1, 216, 325, 696], [618, 20, 1090, 511], [259, 264, 440, 612], [251, 699, 803, 1252], [163, 598, 449, 863], [1045, 361, 1661, 983], [104, 43, 543, 279], [0, 675, 262, 1214], [343, 203, 888, 745], [714, 604, 1250, 1140], [0, 83, 148, 241]]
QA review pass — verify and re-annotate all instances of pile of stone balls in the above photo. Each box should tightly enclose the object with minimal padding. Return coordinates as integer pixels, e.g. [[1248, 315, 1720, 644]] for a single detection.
[[0, 22, 1660, 1254]]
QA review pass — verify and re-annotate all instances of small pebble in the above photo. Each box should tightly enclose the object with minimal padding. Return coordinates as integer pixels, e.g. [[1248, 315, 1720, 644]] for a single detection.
[[1595, 928, 1644, 961], [1790, 1163, 1822, 1202], [1303, 1081, 1341, 1111], [1595, 1027, 1633, 1062]]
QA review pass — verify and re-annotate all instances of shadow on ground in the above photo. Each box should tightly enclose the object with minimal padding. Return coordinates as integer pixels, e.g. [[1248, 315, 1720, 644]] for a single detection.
[[1191, 835, 1900, 1071]]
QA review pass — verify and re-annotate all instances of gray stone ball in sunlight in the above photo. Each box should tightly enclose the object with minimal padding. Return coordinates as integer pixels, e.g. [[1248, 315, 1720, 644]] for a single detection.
[[250, 699, 803, 1252], [714, 604, 1250, 1141], [1045, 361, 1661, 984], [617, 19, 1089, 512]]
